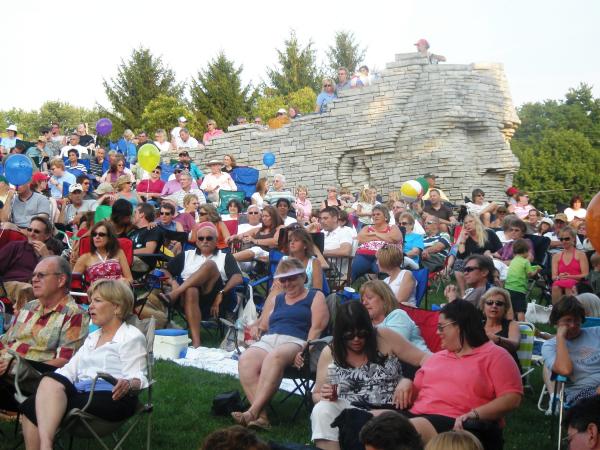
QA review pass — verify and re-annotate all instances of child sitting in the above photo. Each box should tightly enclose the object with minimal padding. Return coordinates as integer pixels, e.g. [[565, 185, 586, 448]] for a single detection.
[[587, 252, 600, 296], [504, 239, 542, 321]]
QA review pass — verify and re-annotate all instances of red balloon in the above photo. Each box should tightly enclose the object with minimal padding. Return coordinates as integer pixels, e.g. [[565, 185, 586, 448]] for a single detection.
[[586, 191, 600, 253]]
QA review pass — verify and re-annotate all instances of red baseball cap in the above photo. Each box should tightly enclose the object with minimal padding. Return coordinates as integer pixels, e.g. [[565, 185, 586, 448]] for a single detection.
[[414, 38, 429, 48], [32, 172, 49, 183], [506, 186, 519, 196]]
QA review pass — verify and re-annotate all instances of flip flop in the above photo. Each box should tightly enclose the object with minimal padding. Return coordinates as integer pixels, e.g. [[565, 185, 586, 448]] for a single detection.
[[248, 417, 271, 431], [231, 411, 255, 427], [157, 292, 172, 306]]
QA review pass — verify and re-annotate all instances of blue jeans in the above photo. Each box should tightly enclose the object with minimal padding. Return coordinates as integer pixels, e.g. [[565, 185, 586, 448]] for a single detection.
[[351, 254, 379, 282]]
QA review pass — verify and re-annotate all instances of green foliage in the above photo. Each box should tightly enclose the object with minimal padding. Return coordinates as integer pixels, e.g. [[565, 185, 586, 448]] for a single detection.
[[0, 101, 99, 139], [189, 52, 258, 131], [101, 47, 183, 136], [141, 95, 200, 138], [326, 30, 367, 75], [254, 87, 317, 121], [266, 30, 321, 97]]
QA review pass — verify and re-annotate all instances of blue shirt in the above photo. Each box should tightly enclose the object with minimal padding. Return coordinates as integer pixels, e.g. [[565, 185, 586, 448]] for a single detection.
[[268, 289, 317, 340], [404, 232, 424, 263], [50, 172, 77, 198], [379, 309, 428, 352], [316, 92, 337, 113], [0, 137, 17, 151]]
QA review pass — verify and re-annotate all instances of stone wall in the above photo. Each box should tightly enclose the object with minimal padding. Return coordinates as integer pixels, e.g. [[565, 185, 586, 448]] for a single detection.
[[193, 52, 520, 204]]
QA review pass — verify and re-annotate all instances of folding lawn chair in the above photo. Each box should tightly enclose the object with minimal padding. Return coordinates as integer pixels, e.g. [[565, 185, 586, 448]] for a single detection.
[[218, 190, 246, 214], [410, 268, 430, 308], [398, 304, 441, 352], [517, 321, 536, 394], [324, 255, 353, 293], [56, 317, 156, 450]]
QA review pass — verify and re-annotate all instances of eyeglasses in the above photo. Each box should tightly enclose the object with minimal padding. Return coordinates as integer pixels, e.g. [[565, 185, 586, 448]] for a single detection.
[[26, 227, 43, 234], [436, 321, 456, 332], [32, 272, 62, 280], [92, 232, 107, 238], [342, 329, 370, 340], [425, 221, 436, 225], [463, 266, 480, 273], [399, 222, 411, 226], [152, 170, 161, 174], [485, 300, 506, 307], [248, 211, 260, 215], [160, 211, 172, 216], [559, 237, 571, 241], [197, 236, 215, 242], [82, 182, 90, 185]]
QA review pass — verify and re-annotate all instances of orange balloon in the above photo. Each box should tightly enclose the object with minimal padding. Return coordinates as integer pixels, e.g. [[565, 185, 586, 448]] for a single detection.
[[586, 191, 600, 253]]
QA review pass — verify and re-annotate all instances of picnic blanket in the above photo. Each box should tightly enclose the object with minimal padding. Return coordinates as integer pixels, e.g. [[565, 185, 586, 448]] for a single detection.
[[174, 346, 300, 394]]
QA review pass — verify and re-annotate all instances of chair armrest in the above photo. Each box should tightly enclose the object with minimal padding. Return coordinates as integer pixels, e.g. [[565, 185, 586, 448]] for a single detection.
[[6, 350, 42, 404]]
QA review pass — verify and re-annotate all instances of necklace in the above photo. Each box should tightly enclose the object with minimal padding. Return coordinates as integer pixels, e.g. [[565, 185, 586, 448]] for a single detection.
[[96, 251, 109, 263]]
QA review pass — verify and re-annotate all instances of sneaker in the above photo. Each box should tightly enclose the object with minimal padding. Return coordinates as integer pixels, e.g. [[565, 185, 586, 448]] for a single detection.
[[0, 409, 18, 422]]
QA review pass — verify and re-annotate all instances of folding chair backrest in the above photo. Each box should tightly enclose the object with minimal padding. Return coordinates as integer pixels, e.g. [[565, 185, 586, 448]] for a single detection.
[[94, 205, 112, 223], [0, 229, 27, 249], [583, 317, 600, 328], [411, 268, 429, 308], [517, 322, 535, 372], [117, 237, 134, 266], [223, 220, 238, 236], [525, 234, 551, 266], [218, 190, 246, 214], [230, 166, 259, 201], [398, 304, 441, 352]]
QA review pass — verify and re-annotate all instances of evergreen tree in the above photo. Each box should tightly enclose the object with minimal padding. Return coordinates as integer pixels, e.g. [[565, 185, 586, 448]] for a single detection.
[[326, 30, 366, 75], [266, 30, 322, 96], [190, 52, 258, 131], [101, 47, 183, 134]]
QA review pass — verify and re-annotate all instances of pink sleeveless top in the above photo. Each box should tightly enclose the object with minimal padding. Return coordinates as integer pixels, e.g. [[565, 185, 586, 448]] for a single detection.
[[85, 259, 123, 284], [554, 251, 581, 289], [357, 225, 402, 256]]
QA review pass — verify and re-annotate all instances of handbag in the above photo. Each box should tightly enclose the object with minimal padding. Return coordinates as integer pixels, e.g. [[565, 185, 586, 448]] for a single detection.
[[525, 301, 552, 324], [211, 390, 243, 416]]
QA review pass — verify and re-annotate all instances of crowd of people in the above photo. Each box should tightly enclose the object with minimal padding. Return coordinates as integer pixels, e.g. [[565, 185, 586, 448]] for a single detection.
[[0, 48, 598, 449]]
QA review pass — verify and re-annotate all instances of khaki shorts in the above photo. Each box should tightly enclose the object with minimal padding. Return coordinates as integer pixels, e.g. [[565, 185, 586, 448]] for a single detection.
[[251, 334, 305, 353]]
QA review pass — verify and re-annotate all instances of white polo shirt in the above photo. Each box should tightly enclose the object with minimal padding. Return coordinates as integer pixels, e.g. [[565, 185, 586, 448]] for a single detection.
[[324, 226, 353, 253]]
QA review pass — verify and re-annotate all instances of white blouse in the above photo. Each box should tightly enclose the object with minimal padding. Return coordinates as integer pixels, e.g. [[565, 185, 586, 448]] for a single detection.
[[56, 322, 148, 388]]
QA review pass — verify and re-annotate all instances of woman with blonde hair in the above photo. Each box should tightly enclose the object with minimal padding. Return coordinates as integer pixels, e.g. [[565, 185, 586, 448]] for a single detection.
[[315, 77, 337, 113], [376, 245, 417, 306], [480, 287, 521, 369], [21, 279, 148, 450], [352, 185, 379, 230], [173, 193, 199, 232], [251, 177, 269, 208], [454, 214, 502, 296], [424, 430, 483, 450], [115, 175, 142, 208], [295, 185, 312, 225], [360, 280, 428, 351]]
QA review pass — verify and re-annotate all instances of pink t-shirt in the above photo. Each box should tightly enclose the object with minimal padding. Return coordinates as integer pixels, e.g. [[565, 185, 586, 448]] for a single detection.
[[410, 341, 522, 421], [295, 197, 312, 223], [203, 129, 224, 144], [137, 178, 165, 194]]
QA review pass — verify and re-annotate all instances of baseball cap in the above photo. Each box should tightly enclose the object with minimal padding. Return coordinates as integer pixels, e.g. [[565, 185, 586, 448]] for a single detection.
[[32, 172, 49, 183], [95, 182, 114, 195], [277, 108, 287, 114], [178, 116, 187, 123], [207, 159, 221, 166], [178, 150, 189, 156], [173, 163, 186, 171], [554, 213, 568, 223], [69, 183, 83, 193], [506, 186, 519, 196], [540, 217, 554, 227], [414, 38, 429, 48], [423, 173, 436, 179], [6, 125, 17, 132]]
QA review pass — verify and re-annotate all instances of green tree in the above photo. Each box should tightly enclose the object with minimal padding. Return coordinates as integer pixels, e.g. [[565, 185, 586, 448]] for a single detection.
[[189, 52, 258, 130], [326, 30, 366, 75], [253, 87, 317, 121], [0, 101, 98, 139], [266, 30, 322, 97], [101, 47, 183, 136], [141, 95, 200, 137]]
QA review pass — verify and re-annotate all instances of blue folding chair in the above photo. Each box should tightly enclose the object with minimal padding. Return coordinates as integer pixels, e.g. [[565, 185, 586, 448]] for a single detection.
[[410, 268, 430, 308]]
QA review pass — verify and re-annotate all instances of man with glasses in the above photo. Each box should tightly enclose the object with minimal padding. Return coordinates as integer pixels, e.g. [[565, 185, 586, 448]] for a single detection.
[[336, 67, 353, 92], [160, 223, 242, 347], [0, 256, 89, 416], [89, 147, 108, 183], [177, 127, 201, 150], [445, 254, 495, 306], [0, 216, 64, 309], [177, 150, 203, 181], [161, 164, 200, 196], [563, 396, 600, 450], [423, 189, 455, 233], [59, 133, 88, 158], [421, 216, 451, 272], [167, 171, 205, 208]]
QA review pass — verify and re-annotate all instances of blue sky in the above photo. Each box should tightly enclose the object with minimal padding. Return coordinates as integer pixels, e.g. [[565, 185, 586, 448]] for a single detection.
[[2, 0, 598, 111]]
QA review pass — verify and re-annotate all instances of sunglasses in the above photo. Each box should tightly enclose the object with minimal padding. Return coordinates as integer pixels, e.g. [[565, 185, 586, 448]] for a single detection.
[[26, 228, 43, 234], [559, 237, 571, 241], [279, 274, 301, 283], [152, 170, 161, 174], [199, 212, 208, 216], [92, 232, 107, 238], [463, 266, 479, 273], [485, 300, 506, 307], [248, 211, 260, 215], [342, 329, 369, 340], [425, 221, 436, 225], [160, 211, 172, 216], [197, 236, 215, 242]]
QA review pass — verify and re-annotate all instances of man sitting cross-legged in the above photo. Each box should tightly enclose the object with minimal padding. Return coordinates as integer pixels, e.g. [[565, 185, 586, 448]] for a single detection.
[[0, 256, 89, 415], [160, 222, 243, 347]]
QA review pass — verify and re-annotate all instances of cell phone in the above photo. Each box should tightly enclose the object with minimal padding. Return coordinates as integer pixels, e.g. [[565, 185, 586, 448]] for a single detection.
[[97, 372, 118, 385]]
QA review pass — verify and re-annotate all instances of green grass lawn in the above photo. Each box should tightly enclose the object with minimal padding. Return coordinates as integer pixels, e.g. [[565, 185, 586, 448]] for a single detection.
[[0, 286, 561, 449]]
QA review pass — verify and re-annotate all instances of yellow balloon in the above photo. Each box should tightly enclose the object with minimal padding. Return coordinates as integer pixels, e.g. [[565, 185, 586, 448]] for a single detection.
[[137, 144, 160, 172]]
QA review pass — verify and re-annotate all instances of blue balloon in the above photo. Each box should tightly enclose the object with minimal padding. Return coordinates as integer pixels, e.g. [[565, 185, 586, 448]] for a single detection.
[[262, 152, 276, 168], [4, 154, 33, 186]]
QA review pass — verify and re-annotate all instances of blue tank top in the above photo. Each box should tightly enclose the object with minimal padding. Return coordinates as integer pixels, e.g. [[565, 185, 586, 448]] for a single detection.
[[268, 289, 317, 340]]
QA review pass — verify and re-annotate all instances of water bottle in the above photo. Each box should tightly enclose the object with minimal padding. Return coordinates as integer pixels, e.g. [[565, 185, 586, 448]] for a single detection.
[[327, 363, 339, 401]]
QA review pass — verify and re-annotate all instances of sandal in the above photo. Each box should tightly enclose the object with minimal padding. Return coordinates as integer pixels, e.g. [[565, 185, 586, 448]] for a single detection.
[[157, 292, 172, 306], [248, 417, 271, 431], [231, 410, 256, 427]]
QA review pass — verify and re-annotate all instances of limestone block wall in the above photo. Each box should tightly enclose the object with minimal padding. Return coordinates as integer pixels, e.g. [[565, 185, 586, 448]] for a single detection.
[[194, 52, 520, 204]]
